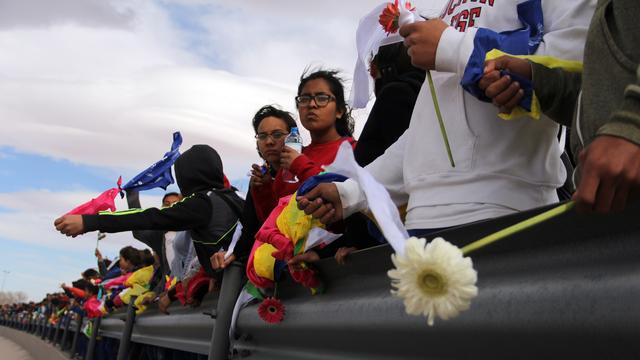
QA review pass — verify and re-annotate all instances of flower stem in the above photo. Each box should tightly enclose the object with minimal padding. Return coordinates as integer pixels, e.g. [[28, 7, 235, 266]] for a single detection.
[[461, 201, 575, 255], [427, 70, 455, 168]]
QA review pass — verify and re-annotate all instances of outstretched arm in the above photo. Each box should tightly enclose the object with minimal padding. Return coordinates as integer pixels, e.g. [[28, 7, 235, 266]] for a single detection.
[[54, 194, 211, 237]]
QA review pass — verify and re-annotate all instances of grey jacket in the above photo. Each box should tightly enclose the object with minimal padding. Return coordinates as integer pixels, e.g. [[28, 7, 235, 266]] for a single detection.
[[532, 0, 640, 158]]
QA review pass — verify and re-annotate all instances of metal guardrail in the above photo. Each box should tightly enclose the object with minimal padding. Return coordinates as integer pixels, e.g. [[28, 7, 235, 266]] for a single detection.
[[231, 203, 640, 359], [98, 288, 219, 355], [2, 202, 640, 359], [0, 313, 87, 358]]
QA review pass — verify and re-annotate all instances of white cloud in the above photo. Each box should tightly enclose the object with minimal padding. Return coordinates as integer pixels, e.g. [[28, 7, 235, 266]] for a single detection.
[[0, 189, 162, 252], [0, 0, 376, 180], [0, 189, 167, 301], [0, 0, 135, 29], [0, 0, 383, 299]]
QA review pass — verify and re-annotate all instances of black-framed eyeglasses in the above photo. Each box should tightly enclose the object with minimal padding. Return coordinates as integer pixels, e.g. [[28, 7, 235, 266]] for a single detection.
[[295, 93, 335, 107], [255, 131, 289, 142]]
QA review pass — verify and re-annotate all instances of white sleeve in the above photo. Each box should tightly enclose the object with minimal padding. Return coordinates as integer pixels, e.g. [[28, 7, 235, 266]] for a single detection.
[[335, 178, 366, 218], [336, 129, 410, 218], [435, 26, 479, 76]]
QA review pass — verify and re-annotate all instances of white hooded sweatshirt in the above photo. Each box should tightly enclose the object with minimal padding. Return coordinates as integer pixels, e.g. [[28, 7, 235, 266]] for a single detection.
[[338, 0, 596, 229]]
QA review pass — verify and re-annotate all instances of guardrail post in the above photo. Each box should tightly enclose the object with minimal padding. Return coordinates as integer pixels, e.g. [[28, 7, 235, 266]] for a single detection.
[[46, 318, 54, 341], [86, 317, 101, 360], [40, 317, 48, 339], [39, 316, 45, 336], [116, 296, 137, 360], [69, 314, 83, 359], [208, 263, 244, 360], [60, 314, 72, 350], [53, 314, 63, 343]]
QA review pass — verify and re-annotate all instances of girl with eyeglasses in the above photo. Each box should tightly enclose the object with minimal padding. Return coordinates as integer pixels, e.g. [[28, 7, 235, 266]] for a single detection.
[[245, 70, 381, 289], [215, 86, 358, 273], [251, 70, 356, 223]]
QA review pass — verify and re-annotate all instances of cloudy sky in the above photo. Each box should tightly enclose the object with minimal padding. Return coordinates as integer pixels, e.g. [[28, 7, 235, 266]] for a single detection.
[[0, 0, 382, 301]]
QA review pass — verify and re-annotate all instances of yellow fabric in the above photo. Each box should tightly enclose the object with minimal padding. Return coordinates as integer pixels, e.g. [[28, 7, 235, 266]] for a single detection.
[[253, 194, 327, 284], [133, 292, 156, 314], [120, 265, 154, 305], [165, 275, 177, 290], [254, 243, 278, 281], [119, 284, 149, 305], [124, 265, 154, 287], [484, 49, 583, 121], [275, 193, 325, 251]]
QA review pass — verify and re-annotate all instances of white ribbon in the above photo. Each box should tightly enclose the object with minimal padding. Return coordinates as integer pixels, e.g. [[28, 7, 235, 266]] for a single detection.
[[229, 288, 254, 340], [350, 1, 422, 109], [224, 222, 243, 260], [325, 142, 409, 255], [304, 227, 342, 253]]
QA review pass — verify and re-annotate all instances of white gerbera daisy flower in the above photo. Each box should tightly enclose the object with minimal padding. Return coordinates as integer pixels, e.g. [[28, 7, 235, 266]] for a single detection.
[[388, 237, 478, 326]]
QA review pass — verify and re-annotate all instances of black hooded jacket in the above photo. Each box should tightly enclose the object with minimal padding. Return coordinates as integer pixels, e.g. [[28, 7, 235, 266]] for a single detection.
[[354, 70, 425, 167], [83, 145, 243, 276]]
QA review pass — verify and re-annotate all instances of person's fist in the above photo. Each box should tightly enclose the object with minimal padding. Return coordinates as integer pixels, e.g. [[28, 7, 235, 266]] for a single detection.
[[478, 56, 532, 114], [54, 215, 86, 237], [399, 19, 448, 71], [574, 135, 640, 213], [249, 164, 271, 188], [210, 251, 235, 270], [297, 183, 343, 224]]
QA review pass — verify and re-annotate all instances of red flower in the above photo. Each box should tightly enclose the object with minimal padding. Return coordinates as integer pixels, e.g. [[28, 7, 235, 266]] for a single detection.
[[378, 0, 415, 34], [258, 297, 286, 324]]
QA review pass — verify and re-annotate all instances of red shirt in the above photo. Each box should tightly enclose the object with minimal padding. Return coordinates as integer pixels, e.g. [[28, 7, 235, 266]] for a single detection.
[[251, 136, 356, 221]]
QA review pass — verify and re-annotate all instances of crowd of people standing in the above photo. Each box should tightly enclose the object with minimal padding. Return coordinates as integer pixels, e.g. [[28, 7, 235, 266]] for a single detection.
[[3, 0, 639, 358]]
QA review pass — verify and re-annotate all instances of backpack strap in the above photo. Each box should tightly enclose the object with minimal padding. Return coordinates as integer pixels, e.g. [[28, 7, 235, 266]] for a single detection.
[[206, 189, 243, 218]]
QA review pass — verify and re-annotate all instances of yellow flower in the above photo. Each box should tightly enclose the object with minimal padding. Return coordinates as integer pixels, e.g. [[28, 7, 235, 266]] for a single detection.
[[388, 237, 478, 326]]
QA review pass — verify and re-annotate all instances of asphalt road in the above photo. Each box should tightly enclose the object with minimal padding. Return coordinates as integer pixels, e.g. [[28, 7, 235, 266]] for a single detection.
[[0, 326, 68, 360]]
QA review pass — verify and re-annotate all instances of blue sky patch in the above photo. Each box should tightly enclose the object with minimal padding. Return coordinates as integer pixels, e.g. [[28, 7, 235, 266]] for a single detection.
[[0, 146, 123, 192]]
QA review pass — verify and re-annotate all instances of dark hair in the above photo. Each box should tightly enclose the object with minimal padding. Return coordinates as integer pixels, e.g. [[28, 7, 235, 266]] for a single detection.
[[251, 105, 297, 133], [119, 246, 142, 266], [162, 192, 181, 203], [297, 69, 354, 137], [372, 42, 417, 80], [84, 282, 99, 296], [81, 268, 99, 279], [72, 279, 90, 289], [140, 249, 155, 267]]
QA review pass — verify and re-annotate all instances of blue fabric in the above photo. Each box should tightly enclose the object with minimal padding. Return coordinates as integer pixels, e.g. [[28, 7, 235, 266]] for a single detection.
[[461, 0, 543, 110], [102, 264, 122, 281], [122, 132, 183, 192], [274, 260, 287, 280], [298, 173, 349, 197]]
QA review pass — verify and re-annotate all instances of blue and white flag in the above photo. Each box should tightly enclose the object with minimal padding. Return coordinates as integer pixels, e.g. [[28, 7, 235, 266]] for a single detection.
[[122, 132, 183, 192]]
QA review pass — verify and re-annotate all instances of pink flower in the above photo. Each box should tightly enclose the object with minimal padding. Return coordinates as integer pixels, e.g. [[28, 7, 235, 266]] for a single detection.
[[257, 297, 286, 324]]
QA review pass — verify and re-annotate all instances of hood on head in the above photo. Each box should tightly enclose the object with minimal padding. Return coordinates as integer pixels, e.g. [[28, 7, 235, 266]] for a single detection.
[[174, 145, 225, 194]]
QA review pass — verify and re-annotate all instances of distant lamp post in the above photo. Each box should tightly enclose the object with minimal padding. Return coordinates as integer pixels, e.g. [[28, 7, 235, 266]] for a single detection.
[[1, 270, 10, 292]]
